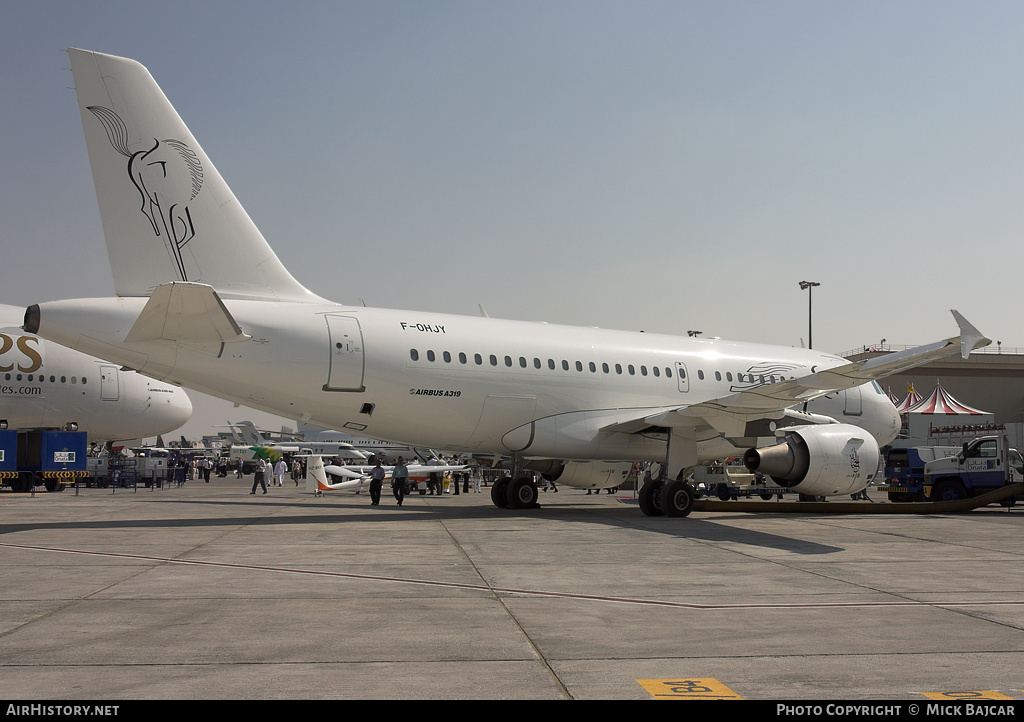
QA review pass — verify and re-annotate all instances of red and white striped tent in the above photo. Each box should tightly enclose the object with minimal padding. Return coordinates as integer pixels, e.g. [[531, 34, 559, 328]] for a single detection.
[[904, 382, 993, 439], [905, 383, 989, 416], [894, 383, 923, 414]]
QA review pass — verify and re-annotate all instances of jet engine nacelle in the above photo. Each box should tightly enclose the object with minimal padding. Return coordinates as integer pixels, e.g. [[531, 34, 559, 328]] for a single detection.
[[741, 424, 879, 497], [526, 460, 633, 489]]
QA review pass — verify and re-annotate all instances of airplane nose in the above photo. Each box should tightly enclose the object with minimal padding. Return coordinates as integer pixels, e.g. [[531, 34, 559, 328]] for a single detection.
[[156, 386, 193, 430], [172, 388, 194, 425]]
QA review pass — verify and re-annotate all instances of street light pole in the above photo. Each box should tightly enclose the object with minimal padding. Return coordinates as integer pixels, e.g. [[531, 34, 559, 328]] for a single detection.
[[799, 281, 820, 349]]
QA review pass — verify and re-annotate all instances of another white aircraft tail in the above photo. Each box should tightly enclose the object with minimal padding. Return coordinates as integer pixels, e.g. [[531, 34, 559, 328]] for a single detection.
[[306, 455, 328, 494], [233, 421, 267, 446], [67, 48, 322, 303]]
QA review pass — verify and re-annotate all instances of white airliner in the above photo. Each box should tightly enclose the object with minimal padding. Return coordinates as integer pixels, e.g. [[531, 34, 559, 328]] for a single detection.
[[298, 423, 433, 462], [0, 304, 192, 442], [25, 49, 990, 516], [226, 420, 368, 462]]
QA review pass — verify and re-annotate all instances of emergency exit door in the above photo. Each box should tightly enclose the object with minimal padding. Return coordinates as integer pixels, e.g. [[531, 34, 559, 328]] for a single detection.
[[100, 365, 120, 401], [324, 315, 365, 392]]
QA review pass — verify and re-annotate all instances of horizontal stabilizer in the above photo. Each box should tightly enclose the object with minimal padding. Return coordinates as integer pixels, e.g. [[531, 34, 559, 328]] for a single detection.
[[125, 282, 250, 344]]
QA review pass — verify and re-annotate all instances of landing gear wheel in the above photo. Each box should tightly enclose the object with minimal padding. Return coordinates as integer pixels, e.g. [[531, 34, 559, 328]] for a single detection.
[[660, 479, 696, 518], [506, 476, 540, 509], [638, 480, 664, 517], [490, 477, 510, 508]]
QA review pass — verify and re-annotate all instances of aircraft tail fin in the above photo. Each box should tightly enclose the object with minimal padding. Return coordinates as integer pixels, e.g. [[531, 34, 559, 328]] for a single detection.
[[233, 421, 266, 446], [306, 455, 328, 493], [67, 48, 322, 303]]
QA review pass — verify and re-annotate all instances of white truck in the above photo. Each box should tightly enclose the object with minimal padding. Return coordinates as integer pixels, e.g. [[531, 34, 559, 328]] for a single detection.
[[923, 435, 1024, 503]]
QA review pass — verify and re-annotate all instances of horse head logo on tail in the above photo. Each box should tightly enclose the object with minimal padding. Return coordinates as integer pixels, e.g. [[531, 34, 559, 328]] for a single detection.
[[87, 105, 204, 282]]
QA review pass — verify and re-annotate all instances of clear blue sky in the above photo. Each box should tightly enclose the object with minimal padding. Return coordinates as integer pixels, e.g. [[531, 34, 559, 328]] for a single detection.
[[2, 1, 1022, 438]]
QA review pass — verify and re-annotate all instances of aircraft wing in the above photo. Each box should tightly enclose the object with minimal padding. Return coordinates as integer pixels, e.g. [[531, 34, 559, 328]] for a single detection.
[[324, 464, 467, 480], [604, 310, 989, 438]]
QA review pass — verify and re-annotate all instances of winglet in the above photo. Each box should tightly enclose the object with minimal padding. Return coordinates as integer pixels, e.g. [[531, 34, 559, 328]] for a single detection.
[[951, 309, 990, 359]]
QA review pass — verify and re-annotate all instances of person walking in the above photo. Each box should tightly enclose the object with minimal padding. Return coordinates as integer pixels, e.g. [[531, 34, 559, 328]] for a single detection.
[[391, 457, 409, 506], [251, 457, 268, 494], [274, 458, 287, 487], [368, 459, 386, 506]]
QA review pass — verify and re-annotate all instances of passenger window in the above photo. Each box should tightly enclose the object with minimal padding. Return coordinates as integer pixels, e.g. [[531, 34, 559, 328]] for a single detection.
[[459, 352, 467, 364], [410, 349, 419, 361], [474, 354, 482, 365], [427, 350, 435, 362], [443, 351, 451, 363]]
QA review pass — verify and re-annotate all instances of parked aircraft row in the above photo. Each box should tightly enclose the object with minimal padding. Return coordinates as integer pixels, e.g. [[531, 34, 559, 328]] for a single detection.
[[0, 304, 192, 443], [24, 49, 989, 515]]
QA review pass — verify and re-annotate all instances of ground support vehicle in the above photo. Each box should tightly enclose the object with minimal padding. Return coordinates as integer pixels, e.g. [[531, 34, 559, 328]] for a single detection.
[[922, 435, 1024, 503], [879, 445, 959, 502], [0, 429, 88, 492], [693, 462, 788, 501]]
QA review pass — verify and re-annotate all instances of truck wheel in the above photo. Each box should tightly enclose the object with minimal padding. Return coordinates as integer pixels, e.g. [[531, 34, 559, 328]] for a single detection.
[[932, 479, 968, 502], [716, 484, 731, 501]]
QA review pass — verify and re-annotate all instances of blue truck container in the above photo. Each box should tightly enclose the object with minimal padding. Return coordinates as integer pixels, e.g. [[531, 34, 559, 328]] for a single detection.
[[2, 430, 89, 492]]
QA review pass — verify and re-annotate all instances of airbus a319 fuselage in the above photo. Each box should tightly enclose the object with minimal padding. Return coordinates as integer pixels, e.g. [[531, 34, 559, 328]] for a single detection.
[[32, 295, 896, 459], [25, 49, 988, 516]]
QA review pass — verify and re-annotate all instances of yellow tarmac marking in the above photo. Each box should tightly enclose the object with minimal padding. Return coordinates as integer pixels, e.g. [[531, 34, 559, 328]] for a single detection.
[[637, 678, 743, 700], [920, 691, 1015, 701]]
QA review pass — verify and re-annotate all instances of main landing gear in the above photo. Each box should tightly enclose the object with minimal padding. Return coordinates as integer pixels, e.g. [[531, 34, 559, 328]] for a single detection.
[[638, 478, 697, 517], [490, 475, 541, 510]]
